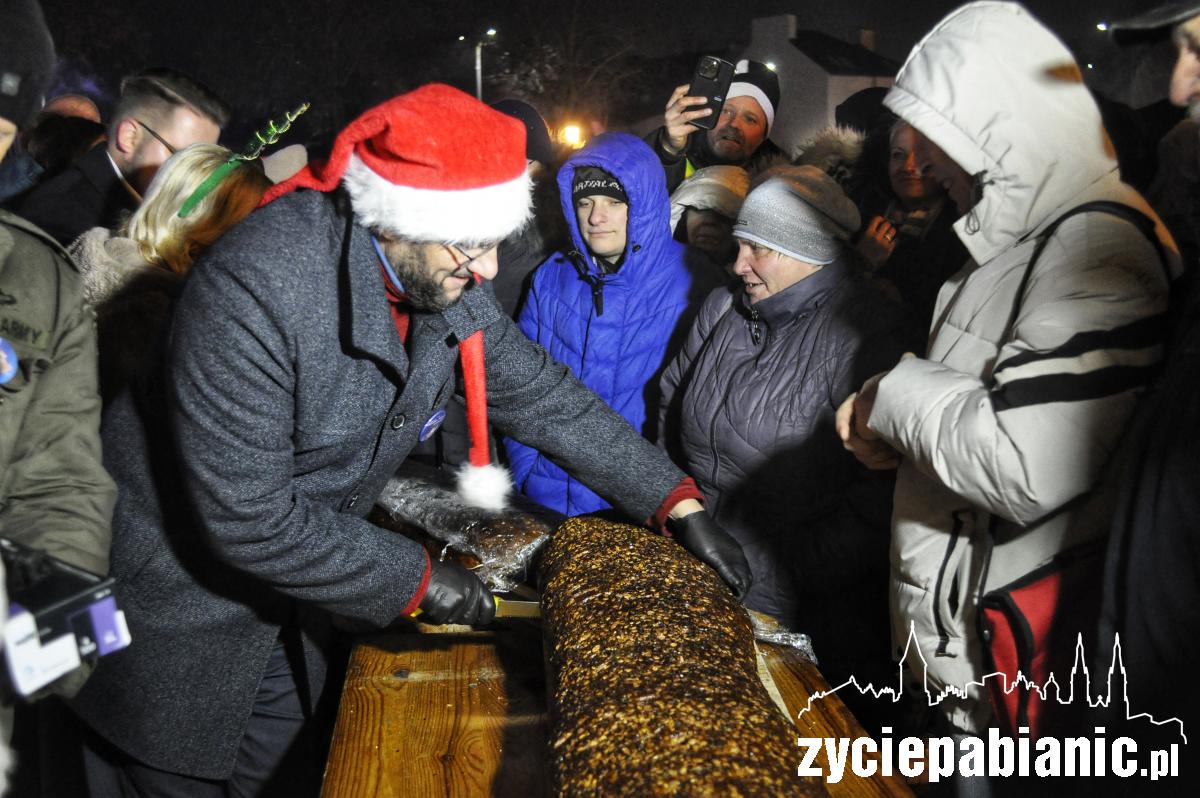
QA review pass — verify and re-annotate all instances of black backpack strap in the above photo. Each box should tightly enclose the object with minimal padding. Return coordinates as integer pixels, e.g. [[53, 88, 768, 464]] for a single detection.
[[999, 201, 1166, 348], [984, 201, 1166, 580]]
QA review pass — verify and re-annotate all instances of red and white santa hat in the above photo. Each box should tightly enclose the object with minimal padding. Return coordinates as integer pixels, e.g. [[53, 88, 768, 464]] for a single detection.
[[264, 84, 531, 511], [263, 83, 532, 245]]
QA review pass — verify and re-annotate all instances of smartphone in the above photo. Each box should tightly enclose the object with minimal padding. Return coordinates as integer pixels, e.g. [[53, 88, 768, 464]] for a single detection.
[[687, 55, 735, 130]]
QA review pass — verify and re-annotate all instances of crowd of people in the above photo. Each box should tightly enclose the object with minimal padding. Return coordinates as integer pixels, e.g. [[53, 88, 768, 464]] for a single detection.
[[1, 0, 1199, 795]]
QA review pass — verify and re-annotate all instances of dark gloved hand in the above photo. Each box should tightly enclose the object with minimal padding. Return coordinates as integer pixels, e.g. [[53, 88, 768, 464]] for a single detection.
[[666, 512, 753, 600], [415, 560, 496, 626]]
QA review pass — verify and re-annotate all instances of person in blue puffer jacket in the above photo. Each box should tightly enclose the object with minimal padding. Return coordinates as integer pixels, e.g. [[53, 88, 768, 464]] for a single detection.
[[504, 132, 696, 516]]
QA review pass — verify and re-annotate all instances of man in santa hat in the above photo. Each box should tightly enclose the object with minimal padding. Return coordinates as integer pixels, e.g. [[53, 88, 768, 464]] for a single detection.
[[69, 83, 751, 795]]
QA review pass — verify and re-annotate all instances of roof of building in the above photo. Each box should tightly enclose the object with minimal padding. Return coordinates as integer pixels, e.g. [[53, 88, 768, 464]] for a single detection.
[[791, 30, 899, 77]]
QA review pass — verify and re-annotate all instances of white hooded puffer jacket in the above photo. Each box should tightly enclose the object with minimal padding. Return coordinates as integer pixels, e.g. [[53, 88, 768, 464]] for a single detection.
[[867, 1, 1180, 732]]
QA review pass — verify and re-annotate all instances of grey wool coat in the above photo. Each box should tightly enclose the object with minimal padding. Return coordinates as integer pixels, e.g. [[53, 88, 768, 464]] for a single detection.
[[69, 188, 685, 780]]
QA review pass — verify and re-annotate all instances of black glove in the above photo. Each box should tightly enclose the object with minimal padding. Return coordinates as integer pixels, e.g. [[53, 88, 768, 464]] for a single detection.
[[666, 512, 753, 600], [415, 560, 496, 626]]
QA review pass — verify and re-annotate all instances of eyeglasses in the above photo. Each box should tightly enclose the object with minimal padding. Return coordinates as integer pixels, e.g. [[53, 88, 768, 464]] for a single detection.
[[135, 119, 178, 154], [445, 243, 496, 270]]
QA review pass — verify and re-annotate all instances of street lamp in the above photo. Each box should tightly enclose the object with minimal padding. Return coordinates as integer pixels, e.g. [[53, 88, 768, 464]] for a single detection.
[[475, 27, 497, 101]]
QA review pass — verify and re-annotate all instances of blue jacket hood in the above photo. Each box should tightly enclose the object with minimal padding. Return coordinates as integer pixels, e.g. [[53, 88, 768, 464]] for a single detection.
[[557, 133, 672, 278], [508, 133, 696, 516]]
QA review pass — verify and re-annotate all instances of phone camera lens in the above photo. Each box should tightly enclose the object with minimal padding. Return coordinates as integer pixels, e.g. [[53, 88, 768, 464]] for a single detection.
[[699, 58, 719, 79]]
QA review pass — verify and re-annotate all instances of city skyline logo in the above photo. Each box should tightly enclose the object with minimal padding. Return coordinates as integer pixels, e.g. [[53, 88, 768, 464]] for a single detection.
[[799, 624, 1187, 744]]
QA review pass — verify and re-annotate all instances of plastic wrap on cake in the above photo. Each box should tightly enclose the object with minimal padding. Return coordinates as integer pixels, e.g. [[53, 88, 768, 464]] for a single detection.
[[375, 461, 561, 592], [747, 609, 818, 664]]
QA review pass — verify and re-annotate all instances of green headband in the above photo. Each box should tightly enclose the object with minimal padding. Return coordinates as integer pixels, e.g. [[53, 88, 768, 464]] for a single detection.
[[177, 102, 310, 219]]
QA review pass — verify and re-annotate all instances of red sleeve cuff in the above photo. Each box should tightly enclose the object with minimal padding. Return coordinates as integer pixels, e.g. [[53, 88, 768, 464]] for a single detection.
[[646, 476, 704, 534], [400, 549, 433, 617]]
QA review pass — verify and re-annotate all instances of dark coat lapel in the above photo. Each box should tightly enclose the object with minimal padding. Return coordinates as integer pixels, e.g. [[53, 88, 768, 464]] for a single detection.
[[345, 218, 408, 374]]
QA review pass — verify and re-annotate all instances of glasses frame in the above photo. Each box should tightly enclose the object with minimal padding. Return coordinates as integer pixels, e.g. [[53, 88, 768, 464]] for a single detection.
[[135, 118, 178, 155], [445, 243, 496, 270]]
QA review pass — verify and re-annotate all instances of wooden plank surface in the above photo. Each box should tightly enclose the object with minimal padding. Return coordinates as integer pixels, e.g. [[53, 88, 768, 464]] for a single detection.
[[759, 645, 914, 798], [321, 622, 547, 798], [322, 625, 913, 798]]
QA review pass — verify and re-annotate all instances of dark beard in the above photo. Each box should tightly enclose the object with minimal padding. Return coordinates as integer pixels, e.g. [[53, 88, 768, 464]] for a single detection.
[[387, 242, 459, 312], [701, 126, 746, 167]]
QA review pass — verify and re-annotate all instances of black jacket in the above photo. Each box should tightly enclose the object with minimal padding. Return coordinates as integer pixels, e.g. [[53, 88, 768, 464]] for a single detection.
[[70, 188, 686, 779], [1097, 312, 1200, 764], [13, 144, 137, 245], [492, 224, 545, 319], [852, 190, 969, 341]]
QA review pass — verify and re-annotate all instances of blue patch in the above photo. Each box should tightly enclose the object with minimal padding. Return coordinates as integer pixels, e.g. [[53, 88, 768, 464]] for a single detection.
[[419, 409, 446, 441], [0, 337, 17, 385]]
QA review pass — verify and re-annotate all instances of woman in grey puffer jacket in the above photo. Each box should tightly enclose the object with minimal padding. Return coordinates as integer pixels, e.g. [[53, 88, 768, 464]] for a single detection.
[[659, 166, 917, 717]]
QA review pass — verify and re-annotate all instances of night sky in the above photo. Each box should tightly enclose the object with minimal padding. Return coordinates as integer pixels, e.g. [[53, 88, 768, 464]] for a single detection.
[[34, 0, 1176, 146]]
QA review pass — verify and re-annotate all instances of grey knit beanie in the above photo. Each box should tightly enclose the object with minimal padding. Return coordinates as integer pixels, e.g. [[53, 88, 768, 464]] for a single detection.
[[0, 0, 56, 129], [733, 165, 860, 265]]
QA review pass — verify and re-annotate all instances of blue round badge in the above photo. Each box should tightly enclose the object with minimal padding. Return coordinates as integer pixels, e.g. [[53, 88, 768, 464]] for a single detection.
[[419, 409, 446, 441], [0, 338, 17, 385]]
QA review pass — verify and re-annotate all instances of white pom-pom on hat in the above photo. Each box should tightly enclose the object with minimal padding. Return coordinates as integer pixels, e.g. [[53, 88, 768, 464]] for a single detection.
[[456, 461, 512, 512]]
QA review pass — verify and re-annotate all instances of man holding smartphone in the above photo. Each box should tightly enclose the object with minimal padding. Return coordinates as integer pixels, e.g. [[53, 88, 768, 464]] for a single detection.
[[649, 59, 784, 193]]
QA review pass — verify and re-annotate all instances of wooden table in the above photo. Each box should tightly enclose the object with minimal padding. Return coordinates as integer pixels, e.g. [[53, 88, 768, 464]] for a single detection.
[[321, 620, 913, 797]]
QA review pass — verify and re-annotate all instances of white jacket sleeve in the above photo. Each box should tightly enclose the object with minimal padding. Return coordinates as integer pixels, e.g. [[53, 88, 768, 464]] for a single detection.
[[867, 218, 1169, 526]]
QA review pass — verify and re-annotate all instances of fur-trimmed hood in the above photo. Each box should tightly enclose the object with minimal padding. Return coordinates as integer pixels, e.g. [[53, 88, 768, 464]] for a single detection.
[[68, 227, 186, 404], [793, 126, 865, 191], [69, 226, 182, 308]]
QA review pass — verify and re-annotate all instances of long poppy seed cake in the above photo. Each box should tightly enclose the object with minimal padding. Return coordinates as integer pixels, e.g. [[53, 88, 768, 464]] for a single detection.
[[540, 517, 827, 797]]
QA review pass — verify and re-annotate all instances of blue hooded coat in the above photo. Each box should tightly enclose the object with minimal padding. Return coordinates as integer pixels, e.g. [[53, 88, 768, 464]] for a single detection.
[[504, 133, 694, 515]]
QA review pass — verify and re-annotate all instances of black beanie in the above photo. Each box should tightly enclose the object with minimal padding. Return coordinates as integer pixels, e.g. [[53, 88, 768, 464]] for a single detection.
[[0, 0, 56, 129], [491, 98, 554, 167], [572, 166, 626, 204]]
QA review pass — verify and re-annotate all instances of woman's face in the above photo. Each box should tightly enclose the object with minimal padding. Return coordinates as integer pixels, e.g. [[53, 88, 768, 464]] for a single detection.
[[888, 122, 941, 209], [732, 240, 822, 304]]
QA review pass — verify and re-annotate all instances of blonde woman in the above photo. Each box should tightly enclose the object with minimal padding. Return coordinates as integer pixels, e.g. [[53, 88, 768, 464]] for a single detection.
[[69, 143, 271, 401]]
